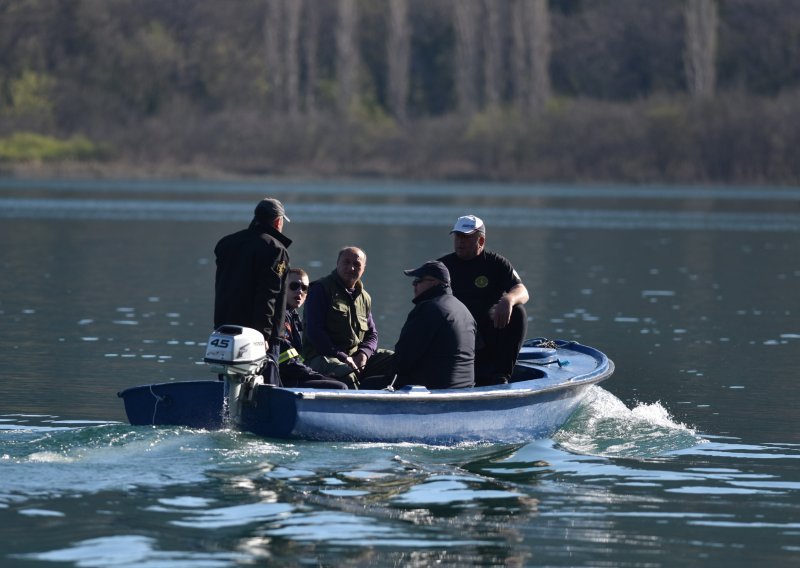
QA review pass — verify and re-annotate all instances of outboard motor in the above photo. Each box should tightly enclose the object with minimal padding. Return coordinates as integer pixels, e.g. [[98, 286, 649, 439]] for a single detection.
[[204, 325, 268, 424]]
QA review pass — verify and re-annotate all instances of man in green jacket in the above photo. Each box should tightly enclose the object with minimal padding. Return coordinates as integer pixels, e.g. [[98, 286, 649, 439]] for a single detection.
[[301, 247, 394, 389]]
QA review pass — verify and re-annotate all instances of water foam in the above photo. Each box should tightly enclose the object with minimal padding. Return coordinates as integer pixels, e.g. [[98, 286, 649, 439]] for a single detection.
[[553, 386, 706, 458]]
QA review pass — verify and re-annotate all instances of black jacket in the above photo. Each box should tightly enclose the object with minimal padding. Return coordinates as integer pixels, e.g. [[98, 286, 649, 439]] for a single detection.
[[213, 221, 292, 344], [393, 284, 476, 389], [282, 308, 304, 352]]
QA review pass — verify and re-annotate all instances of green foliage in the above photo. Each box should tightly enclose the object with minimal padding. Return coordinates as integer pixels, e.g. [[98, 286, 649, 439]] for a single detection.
[[350, 96, 398, 137], [6, 71, 54, 119], [465, 105, 524, 142], [0, 132, 108, 162]]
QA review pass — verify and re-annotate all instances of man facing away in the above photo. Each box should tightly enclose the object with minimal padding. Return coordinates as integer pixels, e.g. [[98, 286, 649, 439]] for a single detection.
[[213, 197, 291, 384], [439, 215, 529, 386], [393, 260, 476, 390], [301, 246, 395, 389]]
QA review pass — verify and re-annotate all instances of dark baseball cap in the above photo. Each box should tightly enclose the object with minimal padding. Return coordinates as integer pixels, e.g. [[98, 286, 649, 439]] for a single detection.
[[254, 198, 290, 222], [403, 260, 450, 285]]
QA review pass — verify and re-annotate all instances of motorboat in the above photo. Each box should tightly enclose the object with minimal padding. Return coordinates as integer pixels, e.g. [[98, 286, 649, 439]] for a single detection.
[[118, 326, 614, 444]]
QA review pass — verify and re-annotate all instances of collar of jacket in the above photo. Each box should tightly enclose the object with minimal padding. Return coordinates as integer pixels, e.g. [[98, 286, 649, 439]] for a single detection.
[[249, 220, 292, 248], [413, 283, 450, 305], [331, 269, 364, 295]]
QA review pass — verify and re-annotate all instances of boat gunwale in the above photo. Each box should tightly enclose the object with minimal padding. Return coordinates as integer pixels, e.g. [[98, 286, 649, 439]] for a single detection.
[[288, 359, 614, 402]]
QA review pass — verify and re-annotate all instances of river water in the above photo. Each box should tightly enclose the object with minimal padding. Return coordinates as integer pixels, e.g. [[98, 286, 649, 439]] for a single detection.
[[1, 179, 798, 566]]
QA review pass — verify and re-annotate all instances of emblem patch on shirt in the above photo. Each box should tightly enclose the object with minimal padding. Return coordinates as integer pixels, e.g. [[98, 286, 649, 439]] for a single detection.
[[474, 275, 489, 288], [276, 260, 287, 277]]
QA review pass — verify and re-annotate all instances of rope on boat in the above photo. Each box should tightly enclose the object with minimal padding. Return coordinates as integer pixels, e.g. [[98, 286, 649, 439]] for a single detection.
[[148, 384, 167, 425], [526, 338, 568, 367]]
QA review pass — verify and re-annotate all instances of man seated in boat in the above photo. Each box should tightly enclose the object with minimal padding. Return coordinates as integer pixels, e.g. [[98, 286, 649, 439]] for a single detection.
[[301, 247, 395, 389], [278, 268, 348, 389], [392, 261, 476, 390], [439, 215, 530, 386]]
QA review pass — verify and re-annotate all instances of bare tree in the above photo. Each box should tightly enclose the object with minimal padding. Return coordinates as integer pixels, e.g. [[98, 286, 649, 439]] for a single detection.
[[482, 0, 502, 107], [336, 0, 359, 116], [285, 0, 302, 115], [264, 0, 285, 112], [452, 0, 479, 114], [387, 0, 410, 121], [303, 3, 319, 114], [263, 0, 302, 114], [511, 0, 551, 113], [527, 0, 551, 110], [684, 0, 717, 98]]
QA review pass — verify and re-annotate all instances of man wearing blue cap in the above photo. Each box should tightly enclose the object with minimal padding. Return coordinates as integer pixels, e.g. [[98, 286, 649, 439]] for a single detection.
[[439, 215, 529, 386], [393, 260, 476, 390]]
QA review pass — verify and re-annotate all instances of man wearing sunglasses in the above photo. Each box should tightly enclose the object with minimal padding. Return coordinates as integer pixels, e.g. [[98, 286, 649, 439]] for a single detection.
[[393, 261, 476, 390], [277, 268, 348, 389]]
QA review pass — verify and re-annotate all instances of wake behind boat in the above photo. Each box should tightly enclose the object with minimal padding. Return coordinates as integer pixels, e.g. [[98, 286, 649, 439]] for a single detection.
[[118, 326, 614, 445]]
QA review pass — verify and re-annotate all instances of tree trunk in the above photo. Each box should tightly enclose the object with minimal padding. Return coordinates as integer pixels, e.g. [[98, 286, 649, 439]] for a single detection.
[[284, 0, 302, 115], [387, 0, 410, 121], [303, 4, 319, 114], [264, 0, 285, 112], [526, 0, 551, 110], [452, 0, 479, 115], [512, 0, 550, 113], [684, 0, 717, 98], [482, 0, 502, 107], [336, 0, 359, 116], [511, 0, 528, 109]]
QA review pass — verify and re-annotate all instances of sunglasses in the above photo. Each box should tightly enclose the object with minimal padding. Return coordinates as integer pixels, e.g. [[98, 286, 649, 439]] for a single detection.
[[289, 281, 309, 292], [412, 277, 436, 286]]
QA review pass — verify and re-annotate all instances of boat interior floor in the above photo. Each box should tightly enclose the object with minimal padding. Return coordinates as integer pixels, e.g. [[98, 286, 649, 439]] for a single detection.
[[509, 365, 548, 383]]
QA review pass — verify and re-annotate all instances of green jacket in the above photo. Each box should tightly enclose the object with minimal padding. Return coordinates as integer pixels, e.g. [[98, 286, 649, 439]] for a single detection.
[[301, 270, 374, 361]]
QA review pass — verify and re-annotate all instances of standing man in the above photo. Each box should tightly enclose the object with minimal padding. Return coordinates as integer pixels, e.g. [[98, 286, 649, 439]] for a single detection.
[[439, 215, 529, 386], [301, 246, 394, 389], [214, 197, 291, 384], [393, 261, 476, 390]]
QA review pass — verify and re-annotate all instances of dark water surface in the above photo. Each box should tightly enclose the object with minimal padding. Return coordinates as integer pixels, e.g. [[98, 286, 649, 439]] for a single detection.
[[1, 179, 798, 566]]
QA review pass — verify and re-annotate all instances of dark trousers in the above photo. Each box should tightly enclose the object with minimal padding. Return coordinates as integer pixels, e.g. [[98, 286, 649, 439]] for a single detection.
[[280, 359, 349, 389], [475, 303, 527, 386], [305, 349, 395, 390]]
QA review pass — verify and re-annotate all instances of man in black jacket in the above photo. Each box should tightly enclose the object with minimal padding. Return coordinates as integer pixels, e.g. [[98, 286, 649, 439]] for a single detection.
[[213, 197, 291, 384], [279, 268, 348, 389], [393, 261, 476, 390]]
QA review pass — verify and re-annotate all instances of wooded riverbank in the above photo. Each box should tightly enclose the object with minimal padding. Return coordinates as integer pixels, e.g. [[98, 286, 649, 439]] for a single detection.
[[2, 1, 799, 185], [4, 91, 800, 185]]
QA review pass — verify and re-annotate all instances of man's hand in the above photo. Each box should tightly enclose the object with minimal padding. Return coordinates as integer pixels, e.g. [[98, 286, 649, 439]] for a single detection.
[[352, 351, 368, 370], [489, 295, 513, 328]]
